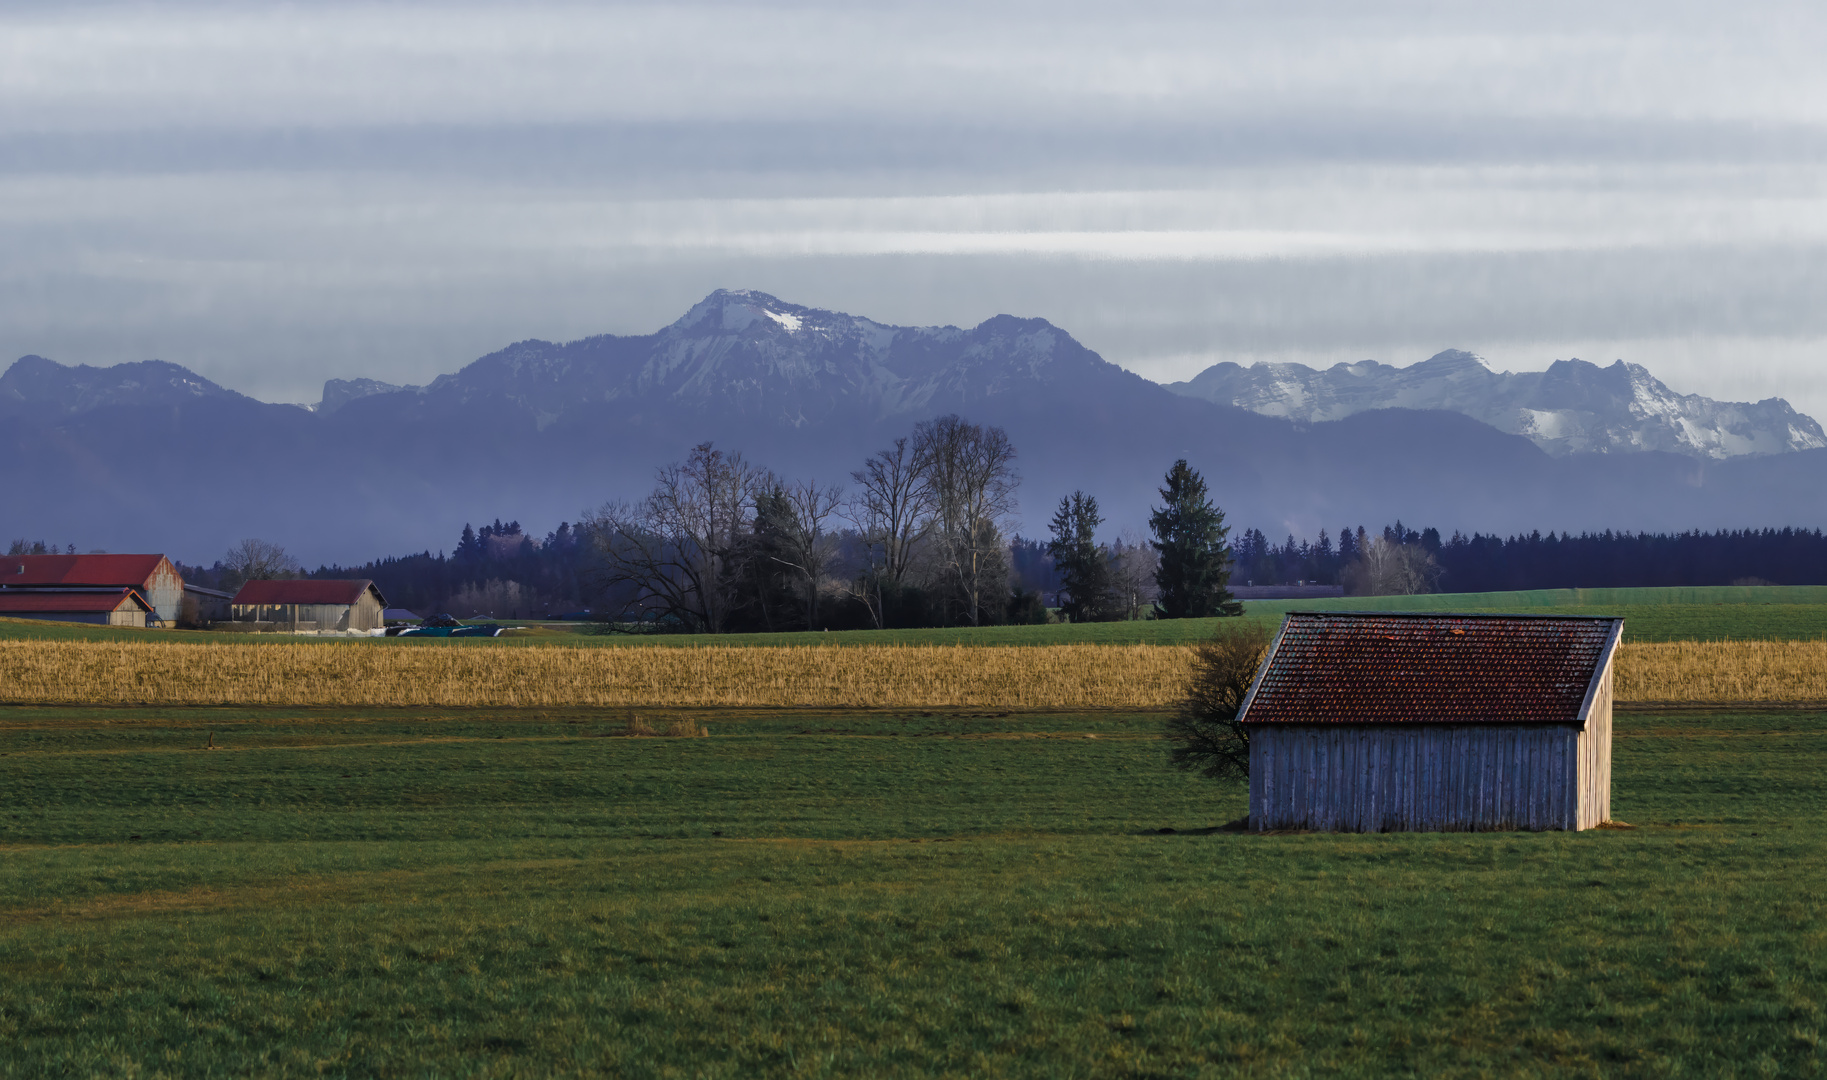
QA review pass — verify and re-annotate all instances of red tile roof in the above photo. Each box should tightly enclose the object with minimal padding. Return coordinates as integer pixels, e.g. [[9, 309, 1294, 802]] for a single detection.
[[2, 554, 170, 587], [0, 587, 151, 613], [231, 579, 383, 606], [1240, 612, 1622, 726]]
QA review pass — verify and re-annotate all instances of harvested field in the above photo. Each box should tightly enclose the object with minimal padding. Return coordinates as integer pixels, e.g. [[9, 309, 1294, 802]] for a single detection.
[[4, 637, 1827, 708], [0, 640, 1192, 709], [1617, 639, 1827, 704]]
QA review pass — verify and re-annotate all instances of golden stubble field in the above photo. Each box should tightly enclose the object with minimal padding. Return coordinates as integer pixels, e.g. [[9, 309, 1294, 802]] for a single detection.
[[0, 639, 1820, 708]]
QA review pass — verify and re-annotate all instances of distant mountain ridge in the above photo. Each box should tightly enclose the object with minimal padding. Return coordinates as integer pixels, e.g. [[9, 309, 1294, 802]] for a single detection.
[[0, 355, 250, 419], [6, 289, 1827, 564], [318, 290, 1131, 428], [1167, 349, 1825, 459]]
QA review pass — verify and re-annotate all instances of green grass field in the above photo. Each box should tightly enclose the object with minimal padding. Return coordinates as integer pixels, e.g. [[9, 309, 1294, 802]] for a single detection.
[[2, 704, 1824, 1076], [6, 584, 1824, 647]]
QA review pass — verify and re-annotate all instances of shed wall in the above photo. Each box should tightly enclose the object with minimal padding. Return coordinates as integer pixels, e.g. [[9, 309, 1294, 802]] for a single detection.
[[350, 592, 384, 631], [1576, 663, 1614, 830], [1247, 723, 1583, 832]]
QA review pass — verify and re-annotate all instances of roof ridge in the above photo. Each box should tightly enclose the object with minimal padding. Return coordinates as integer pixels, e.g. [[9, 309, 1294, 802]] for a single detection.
[[1287, 610, 1623, 621]]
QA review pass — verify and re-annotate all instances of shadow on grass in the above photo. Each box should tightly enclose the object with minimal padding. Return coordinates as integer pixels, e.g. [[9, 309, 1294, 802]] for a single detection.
[[1136, 816, 1252, 836]]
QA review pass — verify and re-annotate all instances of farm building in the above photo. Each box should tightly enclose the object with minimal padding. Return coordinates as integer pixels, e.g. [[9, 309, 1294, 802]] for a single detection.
[[0, 587, 154, 627], [1239, 612, 1622, 832], [2, 553, 186, 626], [184, 584, 235, 625], [230, 579, 389, 633]]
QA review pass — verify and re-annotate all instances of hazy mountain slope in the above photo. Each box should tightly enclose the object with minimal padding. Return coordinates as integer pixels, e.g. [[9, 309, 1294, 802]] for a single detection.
[[1168, 349, 1827, 459], [5, 291, 1827, 565], [0, 355, 252, 420]]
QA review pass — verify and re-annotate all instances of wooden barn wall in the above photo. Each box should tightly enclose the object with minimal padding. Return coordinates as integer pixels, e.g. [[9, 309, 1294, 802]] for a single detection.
[[1248, 723, 1586, 832], [230, 603, 358, 631], [1577, 662, 1614, 830], [145, 561, 185, 626], [350, 593, 384, 631]]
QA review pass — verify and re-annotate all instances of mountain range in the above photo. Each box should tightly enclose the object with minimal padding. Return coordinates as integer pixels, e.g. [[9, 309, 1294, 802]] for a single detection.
[[1168, 350, 1825, 459], [5, 289, 1826, 565]]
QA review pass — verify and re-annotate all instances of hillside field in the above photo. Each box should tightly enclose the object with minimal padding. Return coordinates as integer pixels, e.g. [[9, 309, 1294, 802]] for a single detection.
[[1, 705, 1823, 1077]]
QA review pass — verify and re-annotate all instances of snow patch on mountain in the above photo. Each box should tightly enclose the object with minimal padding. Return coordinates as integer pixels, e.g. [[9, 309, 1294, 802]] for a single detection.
[[1167, 349, 1826, 459]]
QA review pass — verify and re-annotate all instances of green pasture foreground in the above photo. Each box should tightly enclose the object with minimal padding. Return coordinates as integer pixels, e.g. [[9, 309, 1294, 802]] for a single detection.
[[1, 707, 1824, 1077], [3, 583, 1827, 647]]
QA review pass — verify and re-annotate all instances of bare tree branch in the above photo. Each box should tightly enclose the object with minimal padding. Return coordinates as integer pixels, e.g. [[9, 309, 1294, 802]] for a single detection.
[[582, 442, 767, 632], [915, 415, 1019, 625]]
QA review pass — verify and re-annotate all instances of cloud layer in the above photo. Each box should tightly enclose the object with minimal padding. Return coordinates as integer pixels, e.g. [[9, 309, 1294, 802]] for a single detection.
[[3, 1, 1824, 416]]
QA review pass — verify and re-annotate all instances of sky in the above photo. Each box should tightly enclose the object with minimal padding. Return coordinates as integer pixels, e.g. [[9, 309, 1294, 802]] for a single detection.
[[3, 1, 1826, 416]]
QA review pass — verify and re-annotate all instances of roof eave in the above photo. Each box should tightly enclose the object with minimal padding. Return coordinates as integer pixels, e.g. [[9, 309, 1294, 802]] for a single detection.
[[1574, 618, 1626, 731], [1233, 615, 1291, 726]]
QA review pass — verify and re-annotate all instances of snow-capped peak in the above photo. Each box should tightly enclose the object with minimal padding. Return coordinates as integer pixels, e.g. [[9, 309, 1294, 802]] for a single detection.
[[1168, 350, 1826, 459]]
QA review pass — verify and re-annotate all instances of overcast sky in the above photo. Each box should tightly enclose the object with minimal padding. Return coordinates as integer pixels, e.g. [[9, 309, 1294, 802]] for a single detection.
[[4, 1, 1826, 415]]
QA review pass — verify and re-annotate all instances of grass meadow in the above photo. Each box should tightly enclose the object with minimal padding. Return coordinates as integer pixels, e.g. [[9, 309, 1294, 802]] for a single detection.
[[2, 587, 1823, 1075], [2, 706, 1825, 1077], [4, 585, 1826, 648]]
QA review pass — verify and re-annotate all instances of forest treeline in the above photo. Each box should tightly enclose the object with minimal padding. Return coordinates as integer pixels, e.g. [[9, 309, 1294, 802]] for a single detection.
[[196, 519, 1812, 624], [147, 415, 1827, 626], [189, 414, 1243, 630], [1229, 523, 1827, 594]]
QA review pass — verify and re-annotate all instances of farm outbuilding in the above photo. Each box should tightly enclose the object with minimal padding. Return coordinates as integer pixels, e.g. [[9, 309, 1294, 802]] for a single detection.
[[0, 587, 154, 627], [3, 553, 186, 626], [229, 579, 389, 633], [1238, 612, 1623, 832], [183, 584, 234, 625]]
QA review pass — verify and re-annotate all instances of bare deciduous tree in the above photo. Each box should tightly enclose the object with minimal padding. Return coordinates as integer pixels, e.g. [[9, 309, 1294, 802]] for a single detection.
[[846, 437, 936, 627], [769, 478, 844, 630], [1164, 621, 1273, 781], [449, 579, 527, 619], [914, 415, 1019, 626], [1344, 536, 1442, 596], [223, 538, 300, 589], [583, 442, 767, 632], [1108, 529, 1160, 621]]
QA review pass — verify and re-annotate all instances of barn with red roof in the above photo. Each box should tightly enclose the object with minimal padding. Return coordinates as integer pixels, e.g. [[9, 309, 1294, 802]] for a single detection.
[[0, 586, 154, 627], [230, 579, 388, 633], [1238, 612, 1622, 832], [1, 553, 186, 626]]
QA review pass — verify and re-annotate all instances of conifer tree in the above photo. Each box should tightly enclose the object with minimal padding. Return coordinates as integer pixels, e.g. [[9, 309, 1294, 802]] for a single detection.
[[1148, 460, 1242, 619], [1046, 491, 1112, 622]]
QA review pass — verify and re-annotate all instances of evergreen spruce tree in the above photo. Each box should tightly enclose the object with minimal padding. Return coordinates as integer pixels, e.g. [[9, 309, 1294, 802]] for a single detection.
[[1148, 460, 1242, 618], [455, 524, 480, 562], [1046, 491, 1112, 622]]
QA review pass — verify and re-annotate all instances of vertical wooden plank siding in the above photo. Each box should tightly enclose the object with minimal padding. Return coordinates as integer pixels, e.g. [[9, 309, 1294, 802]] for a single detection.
[[1574, 660, 1615, 830], [1248, 722, 1604, 832]]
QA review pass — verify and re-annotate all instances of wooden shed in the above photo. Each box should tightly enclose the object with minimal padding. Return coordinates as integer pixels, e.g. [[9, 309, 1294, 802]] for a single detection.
[[0, 587, 153, 627], [1238, 612, 1622, 832], [229, 579, 388, 632], [3, 553, 186, 626]]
